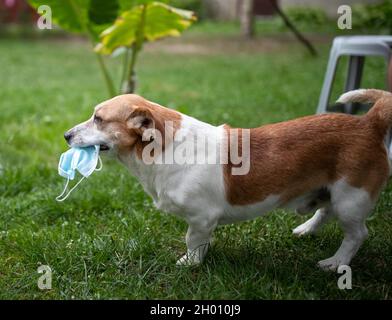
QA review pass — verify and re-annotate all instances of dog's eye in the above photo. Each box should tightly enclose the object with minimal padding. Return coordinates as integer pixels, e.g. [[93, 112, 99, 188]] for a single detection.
[[94, 115, 103, 124], [141, 118, 151, 127]]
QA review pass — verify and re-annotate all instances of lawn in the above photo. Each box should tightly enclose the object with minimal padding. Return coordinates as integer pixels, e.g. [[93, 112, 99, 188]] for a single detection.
[[1, 25, 392, 299]]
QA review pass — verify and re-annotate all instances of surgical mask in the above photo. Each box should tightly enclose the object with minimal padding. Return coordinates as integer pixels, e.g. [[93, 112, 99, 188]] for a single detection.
[[56, 145, 102, 202]]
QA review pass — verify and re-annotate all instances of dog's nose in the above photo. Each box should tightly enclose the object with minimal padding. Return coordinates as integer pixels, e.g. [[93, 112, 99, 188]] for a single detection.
[[64, 131, 73, 143]]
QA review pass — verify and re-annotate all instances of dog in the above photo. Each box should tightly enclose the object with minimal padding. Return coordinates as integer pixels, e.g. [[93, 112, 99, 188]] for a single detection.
[[64, 89, 392, 271]]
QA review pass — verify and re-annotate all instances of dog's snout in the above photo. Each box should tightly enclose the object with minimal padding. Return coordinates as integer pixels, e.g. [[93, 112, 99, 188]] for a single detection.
[[64, 131, 73, 143]]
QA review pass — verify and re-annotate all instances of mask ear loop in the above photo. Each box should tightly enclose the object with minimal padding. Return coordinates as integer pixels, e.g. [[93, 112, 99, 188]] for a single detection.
[[95, 156, 103, 172], [56, 176, 86, 202], [56, 156, 103, 202]]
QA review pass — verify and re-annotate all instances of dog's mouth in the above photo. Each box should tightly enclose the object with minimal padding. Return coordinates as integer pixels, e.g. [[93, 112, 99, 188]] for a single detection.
[[99, 144, 110, 151]]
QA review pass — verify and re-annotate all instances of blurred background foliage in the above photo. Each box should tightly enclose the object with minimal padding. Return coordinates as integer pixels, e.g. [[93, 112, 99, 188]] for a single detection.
[[2, 0, 392, 38], [352, 0, 392, 34], [168, 0, 205, 19]]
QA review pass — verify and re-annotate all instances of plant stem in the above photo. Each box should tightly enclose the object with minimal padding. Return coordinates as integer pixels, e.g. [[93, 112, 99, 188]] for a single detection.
[[120, 48, 131, 93], [122, 4, 147, 94], [96, 53, 116, 97], [122, 45, 139, 94], [68, 0, 117, 97], [85, 23, 116, 97]]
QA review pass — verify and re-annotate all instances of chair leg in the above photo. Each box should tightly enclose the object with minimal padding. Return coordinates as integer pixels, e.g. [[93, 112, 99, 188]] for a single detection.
[[316, 49, 339, 114], [344, 56, 365, 114]]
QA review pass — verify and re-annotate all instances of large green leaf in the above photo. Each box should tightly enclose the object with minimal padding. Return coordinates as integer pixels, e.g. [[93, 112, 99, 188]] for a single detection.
[[119, 0, 172, 12], [28, 0, 89, 33], [88, 0, 121, 39], [29, 0, 121, 38], [144, 4, 195, 40], [88, 0, 120, 25], [119, 0, 154, 11], [95, 2, 196, 55]]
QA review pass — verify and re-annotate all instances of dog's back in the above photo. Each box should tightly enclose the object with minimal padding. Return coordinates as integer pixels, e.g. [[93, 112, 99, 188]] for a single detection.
[[224, 107, 390, 207]]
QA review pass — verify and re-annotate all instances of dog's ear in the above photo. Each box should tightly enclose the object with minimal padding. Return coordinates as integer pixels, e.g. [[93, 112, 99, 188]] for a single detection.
[[127, 107, 160, 141]]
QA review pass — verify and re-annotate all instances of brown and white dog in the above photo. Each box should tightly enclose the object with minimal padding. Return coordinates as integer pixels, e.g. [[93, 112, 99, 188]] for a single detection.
[[64, 89, 392, 271]]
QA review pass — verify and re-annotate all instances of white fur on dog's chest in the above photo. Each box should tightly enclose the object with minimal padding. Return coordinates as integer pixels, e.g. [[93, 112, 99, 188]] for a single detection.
[[135, 160, 227, 219], [126, 117, 228, 220]]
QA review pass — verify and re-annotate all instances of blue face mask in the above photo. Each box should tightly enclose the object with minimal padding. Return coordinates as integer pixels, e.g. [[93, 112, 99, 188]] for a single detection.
[[56, 145, 102, 202]]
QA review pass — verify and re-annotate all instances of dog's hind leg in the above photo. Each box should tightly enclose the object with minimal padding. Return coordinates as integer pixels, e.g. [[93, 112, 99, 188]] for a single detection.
[[317, 180, 373, 271], [293, 207, 331, 237]]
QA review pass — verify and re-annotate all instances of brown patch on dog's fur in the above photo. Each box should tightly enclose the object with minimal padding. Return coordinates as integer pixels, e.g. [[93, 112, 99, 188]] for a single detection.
[[224, 111, 390, 206], [95, 94, 181, 160]]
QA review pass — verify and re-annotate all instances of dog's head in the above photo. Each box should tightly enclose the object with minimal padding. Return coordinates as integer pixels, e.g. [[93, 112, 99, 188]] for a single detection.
[[64, 94, 180, 158]]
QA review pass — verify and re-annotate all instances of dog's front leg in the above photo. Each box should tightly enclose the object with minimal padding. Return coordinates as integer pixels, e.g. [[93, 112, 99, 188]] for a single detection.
[[176, 220, 217, 266]]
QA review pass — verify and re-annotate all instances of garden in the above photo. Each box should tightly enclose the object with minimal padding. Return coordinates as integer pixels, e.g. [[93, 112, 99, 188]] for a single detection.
[[1, 0, 392, 299]]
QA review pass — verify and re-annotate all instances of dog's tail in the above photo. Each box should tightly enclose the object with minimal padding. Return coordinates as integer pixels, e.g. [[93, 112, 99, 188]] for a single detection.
[[337, 89, 392, 127]]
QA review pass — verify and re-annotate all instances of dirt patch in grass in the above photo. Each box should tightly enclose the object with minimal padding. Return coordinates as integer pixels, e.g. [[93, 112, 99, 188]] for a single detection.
[[37, 33, 333, 56], [145, 34, 333, 55]]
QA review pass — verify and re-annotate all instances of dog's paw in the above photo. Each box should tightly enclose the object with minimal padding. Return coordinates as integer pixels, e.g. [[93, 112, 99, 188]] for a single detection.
[[176, 253, 201, 266], [317, 256, 346, 272], [292, 221, 316, 237]]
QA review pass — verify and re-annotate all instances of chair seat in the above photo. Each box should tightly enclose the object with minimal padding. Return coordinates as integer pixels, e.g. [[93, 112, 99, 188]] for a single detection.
[[332, 36, 391, 57], [334, 35, 392, 45]]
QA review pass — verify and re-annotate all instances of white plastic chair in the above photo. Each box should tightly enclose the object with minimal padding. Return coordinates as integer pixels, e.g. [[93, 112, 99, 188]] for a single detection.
[[316, 36, 392, 114]]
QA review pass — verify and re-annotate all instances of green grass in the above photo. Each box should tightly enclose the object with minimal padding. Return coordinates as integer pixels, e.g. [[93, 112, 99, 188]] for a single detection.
[[1, 26, 392, 299]]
